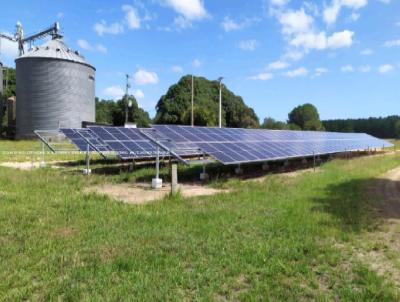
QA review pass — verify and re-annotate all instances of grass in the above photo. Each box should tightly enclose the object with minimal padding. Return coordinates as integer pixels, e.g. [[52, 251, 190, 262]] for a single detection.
[[0, 142, 400, 300]]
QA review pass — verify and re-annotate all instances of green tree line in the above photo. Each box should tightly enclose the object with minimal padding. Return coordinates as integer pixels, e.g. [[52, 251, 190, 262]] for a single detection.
[[323, 116, 400, 138]]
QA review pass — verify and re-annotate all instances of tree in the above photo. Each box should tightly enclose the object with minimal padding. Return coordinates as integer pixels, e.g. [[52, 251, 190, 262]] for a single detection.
[[2, 67, 16, 99], [394, 120, 400, 139], [261, 117, 288, 130], [154, 75, 259, 128], [288, 103, 324, 131], [95, 96, 151, 127]]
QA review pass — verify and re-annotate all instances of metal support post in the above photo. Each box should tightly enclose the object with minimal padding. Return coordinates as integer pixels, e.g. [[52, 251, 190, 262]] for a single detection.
[[152, 146, 162, 189], [40, 142, 46, 168], [200, 151, 209, 180], [235, 163, 243, 175], [83, 143, 91, 175], [171, 164, 178, 195], [313, 151, 316, 172], [156, 146, 160, 179]]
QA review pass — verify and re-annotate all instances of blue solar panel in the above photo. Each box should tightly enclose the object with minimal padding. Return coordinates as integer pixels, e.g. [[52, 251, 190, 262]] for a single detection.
[[88, 126, 170, 159], [60, 128, 96, 152], [60, 128, 113, 158], [152, 125, 393, 165]]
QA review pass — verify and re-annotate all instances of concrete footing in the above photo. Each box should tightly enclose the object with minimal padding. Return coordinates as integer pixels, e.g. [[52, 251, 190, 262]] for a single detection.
[[83, 168, 91, 175], [152, 178, 163, 189]]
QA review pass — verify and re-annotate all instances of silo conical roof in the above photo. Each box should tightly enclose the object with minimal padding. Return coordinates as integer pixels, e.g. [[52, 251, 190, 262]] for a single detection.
[[16, 39, 94, 68]]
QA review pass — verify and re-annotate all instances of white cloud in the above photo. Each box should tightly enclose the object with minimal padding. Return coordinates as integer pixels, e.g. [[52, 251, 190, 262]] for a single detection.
[[278, 9, 314, 35], [221, 16, 243, 32], [56, 12, 64, 19], [221, 16, 259, 32], [379, 0, 391, 4], [313, 67, 329, 77], [290, 30, 354, 50], [323, 0, 367, 25], [248, 73, 274, 81], [132, 89, 145, 99], [192, 59, 202, 68], [348, 12, 360, 22], [122, 5, 141, 29], [271, 0, 290, 6], [103, 85, 125, 100], [238, 40, 258, 51], [359, 65, 371, 72], [173, 16, 192, 29], [378, 64, 394, 74], [285, 67, 308, 77], [327, 30, 354, 48], [384, 39, 400, 47], [133, 69, 159, 85], [77, 39, 107, 53], [341, 65, 354, 72], [164, 0, 209, 28], [282, 50, 304, 61], [171, 65, 183, 73], [360, 48, 373, 55], [94, 20, 124, 36], [268, 60, 290, 70]]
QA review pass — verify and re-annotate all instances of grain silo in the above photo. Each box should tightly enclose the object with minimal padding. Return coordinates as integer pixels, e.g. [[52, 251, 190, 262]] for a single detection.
[[0, 61, 3, 95], [15, 38, 95, 138]]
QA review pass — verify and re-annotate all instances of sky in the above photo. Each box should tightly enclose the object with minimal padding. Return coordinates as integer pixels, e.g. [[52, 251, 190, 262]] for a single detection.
[[0, 0, 399, 121]]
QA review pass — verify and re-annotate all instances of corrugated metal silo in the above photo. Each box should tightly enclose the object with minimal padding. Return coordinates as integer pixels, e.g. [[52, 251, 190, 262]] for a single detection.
[[15, 39, 95, 138], [0, 61, 3, 95]]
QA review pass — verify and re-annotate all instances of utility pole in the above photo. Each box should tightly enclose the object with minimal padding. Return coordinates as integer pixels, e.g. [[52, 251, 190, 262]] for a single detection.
[[191, 75, 194, 127], [218, 77, 223, 128], [125, 74, 130, 124]]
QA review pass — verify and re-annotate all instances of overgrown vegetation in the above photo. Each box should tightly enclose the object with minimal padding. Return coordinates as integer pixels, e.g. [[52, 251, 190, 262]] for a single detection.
[[0, 150, 399, 300]]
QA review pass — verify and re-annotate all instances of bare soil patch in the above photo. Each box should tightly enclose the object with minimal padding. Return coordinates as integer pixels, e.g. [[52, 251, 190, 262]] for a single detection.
[[85, 182, 229, 205], [0, 161, 68, 170]]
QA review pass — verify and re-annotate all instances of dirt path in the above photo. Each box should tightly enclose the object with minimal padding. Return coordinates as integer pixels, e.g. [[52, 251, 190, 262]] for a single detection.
[[371, 167, 400, 218], [352, 166, 400, 287]]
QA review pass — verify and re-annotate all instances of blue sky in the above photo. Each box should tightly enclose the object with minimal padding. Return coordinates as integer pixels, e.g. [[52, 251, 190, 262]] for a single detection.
[[0, 0, 399, 121]]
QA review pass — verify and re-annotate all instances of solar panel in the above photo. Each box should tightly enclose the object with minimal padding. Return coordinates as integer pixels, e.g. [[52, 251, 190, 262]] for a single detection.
[[60, 128, 113, 158], [152, 125, 393, 165], [60, 128, 96, 152], [88, 126, 171, 160]]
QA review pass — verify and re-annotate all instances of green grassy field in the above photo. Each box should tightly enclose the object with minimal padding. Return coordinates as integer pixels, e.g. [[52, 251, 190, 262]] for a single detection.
[[0, 143, 400, 301]]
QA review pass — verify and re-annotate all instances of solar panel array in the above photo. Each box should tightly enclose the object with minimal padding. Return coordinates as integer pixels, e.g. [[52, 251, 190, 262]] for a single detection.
[[152, 125, 393, 165], [60, 125, 392, 165]]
